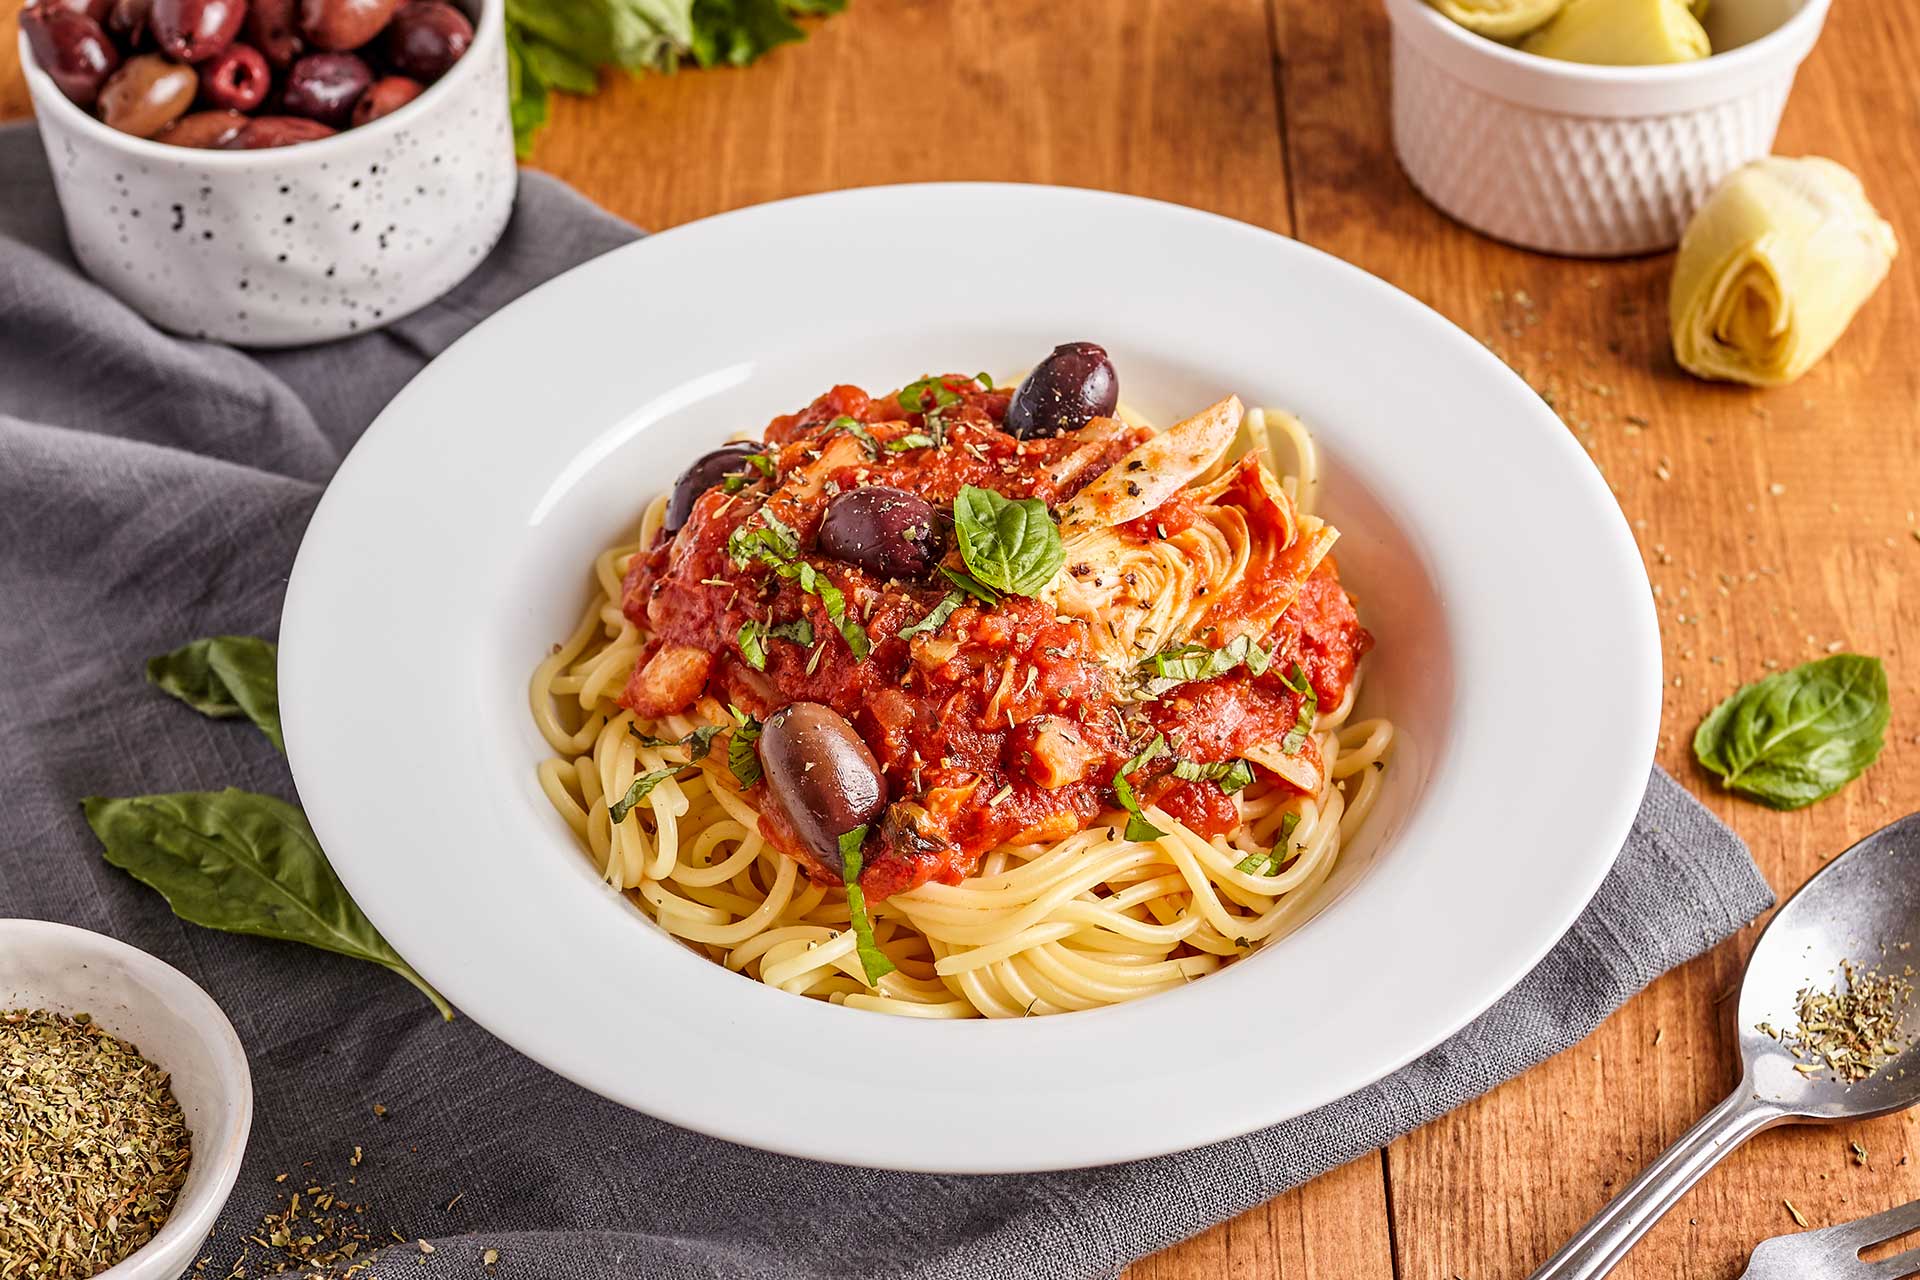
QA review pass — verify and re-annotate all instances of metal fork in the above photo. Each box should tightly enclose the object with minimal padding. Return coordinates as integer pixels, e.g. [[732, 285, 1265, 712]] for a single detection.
[[1742, 1198, 1920, 1280]]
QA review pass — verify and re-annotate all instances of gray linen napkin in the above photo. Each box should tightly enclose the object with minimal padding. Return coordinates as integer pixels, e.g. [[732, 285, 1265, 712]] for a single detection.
[[0, 119, 1774, 1280]]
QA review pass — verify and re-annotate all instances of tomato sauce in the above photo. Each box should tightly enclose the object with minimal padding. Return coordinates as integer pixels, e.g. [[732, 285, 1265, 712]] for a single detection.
[[622, 377, 1372, 901]]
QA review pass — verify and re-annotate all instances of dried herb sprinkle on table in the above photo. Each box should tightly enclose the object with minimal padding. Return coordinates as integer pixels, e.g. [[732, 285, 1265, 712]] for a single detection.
[[0, 1008, 192, 1279]]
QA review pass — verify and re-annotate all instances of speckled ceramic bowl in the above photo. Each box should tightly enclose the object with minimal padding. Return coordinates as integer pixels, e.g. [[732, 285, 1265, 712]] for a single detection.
[[18, 0, 515, 346]]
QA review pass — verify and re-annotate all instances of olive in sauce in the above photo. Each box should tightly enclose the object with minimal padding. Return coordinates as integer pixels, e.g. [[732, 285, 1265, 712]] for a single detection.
[[1005, 341, 1118, 439], [757, 702, 886, 874], [816, 485, 943, 581]]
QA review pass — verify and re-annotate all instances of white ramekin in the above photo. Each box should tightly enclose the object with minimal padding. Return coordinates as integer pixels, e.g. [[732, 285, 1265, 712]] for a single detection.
[[18, 0, 515, 345], [1383, 0, 1831, 257], [0, 919, 253, 1280]]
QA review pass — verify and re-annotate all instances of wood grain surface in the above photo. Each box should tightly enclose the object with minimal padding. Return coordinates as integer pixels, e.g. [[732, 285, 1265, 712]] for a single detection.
[[5, 1, 1917, 1275]]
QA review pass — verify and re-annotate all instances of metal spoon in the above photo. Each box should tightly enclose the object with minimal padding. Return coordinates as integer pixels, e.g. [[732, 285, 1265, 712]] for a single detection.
[[1530, 811, 1920, 1280]]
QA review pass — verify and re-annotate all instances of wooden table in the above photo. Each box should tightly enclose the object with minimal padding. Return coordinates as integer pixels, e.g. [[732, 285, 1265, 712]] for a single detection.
[[6, 3, 1917, 1275]]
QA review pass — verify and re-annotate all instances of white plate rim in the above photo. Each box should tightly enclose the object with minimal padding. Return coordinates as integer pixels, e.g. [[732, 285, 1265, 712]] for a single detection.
[[280, 182, 1662, 1173]]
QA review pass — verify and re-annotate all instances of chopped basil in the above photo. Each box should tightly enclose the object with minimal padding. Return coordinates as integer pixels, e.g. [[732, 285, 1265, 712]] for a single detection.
[[744, 451, 776, 478], [899, 376, 965, 415], [886, 432, 935, 452], [839, 826, 897, 987], [975, 371, 993, 389], [898, 590, 965, 640], [1694, 653, 1889, 809], [1113, 734, 1169, 842], [1234, 811, 1302, 875], [1280, 663, 1318, 756], [738, 617, 815, 671], [608, 766, 683, 824], [940, 565, 1003, 607], [1138, 634, 1272, 693], [628, 722, 724, 763], [1172, 757, 1256, 794], [951, 485, 1065, 597], [727, 706, 763, 789], [727, 510, 800, 567], [825, 415, 881, 458]]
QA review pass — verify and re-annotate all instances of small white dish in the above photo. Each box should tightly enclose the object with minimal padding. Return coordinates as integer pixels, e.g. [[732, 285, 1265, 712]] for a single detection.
[[1385, 0, 1832, 256], [279, 183, 1661, 1172], [17, 0, 515, 346], [0, 919, 253, 1280]]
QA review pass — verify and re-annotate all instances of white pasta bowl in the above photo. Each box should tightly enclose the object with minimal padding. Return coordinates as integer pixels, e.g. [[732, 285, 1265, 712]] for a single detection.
[[279, 184, 1661, 1172], [1384, 0, 1832, 256], [0, 919, 253, 1280]]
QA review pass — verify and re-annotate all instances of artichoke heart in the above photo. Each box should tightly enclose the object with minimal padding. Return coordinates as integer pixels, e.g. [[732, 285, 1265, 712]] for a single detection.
[[1521, 0, 1709, 63], [1425, 0, 1565, 40], [1670, 157, 1898, 387]]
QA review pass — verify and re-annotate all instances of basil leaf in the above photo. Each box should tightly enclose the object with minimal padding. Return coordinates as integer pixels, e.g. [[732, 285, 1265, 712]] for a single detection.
[[839, 826, 896, 987], [147, 636, 283, 753], [886, 433, 935, 452], [1280, 663, 1318, 756], [899, 376, 964, 414], [775, 560, 868, 659], [899, 591, 965, 640], [727, 707, 764, 789], [1234, 811, 1302, 876], [1694, 654, 1889, 809], [744, 450, 776, 478], [84, 789, 451, 1019], [1138, 634, 1271, 692], [738, 620, 769, 671], [727, 510, 800, 567], [681, 723, 724, 762], [952, 486, 1065, 597], [1113, 734, 1169, 842], [608, 766, 682, 824], [940, 565, 1002, 607], [824, 415, 880, 458], [1172, 757, 1255, 794]]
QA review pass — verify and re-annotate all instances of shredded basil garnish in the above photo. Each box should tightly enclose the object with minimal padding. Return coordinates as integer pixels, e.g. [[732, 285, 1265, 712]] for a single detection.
[[898, 590, 965, 640], [608, 766, 683, 824], [824, 415, 880, 458], [628, 722, 724, 763], [899, 376, 965, 415], [1280, 663, 1318, 755], [738, 617, 814, 671], [1112, 734, 1170, 842], [727, 706, 763, 789], [1138, 634, 1272, 694], [886, 432, 935, 452], [727, 511, 870, 660], [940, 565, 1002, 607], [744, 451, 776, 478], [951, 485, 1065, 598], [1171, 757, 1256, 794], [839, 826, 897, 987], [1233, 811, 1302, 876], [727, 510, 800, 567]]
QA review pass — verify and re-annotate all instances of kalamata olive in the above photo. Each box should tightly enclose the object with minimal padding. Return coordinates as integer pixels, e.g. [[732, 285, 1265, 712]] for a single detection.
[[297, 0, 400, 51], [22, 8, 120, 108], [817, 486, 943, 581], [107, 0, 153, 45], [26, 0, 115, 26], [664, 443, 765, 533], [155, 107, 247, 145], [1005, 341, 1119, 439], [150, 0, 244, 62], [242, 0, 298, 64], [350, 73, 422, 124], [384, 0, 469, 81], [218, 114, 334, 146], [281, 50, 370, 125], [97, 53, 197, 137], [758, 702, 887, 872], [196, 40, 268, 110]]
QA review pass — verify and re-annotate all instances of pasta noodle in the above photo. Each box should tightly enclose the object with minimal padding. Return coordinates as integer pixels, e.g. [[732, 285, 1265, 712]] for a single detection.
[[529, 400, 1395, 1019]]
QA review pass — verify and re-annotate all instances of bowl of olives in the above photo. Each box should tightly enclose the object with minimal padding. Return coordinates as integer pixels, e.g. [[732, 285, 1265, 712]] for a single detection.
[[17, 0, 514, 345]]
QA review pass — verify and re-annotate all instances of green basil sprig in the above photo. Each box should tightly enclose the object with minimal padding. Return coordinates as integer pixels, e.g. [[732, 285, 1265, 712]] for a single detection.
[[1694, 653, 1889, 809], [84, 789, 451, 1019], [838, 827, 896, 987], [147, 636, 284, 752], [952, 485, 1065, 598]]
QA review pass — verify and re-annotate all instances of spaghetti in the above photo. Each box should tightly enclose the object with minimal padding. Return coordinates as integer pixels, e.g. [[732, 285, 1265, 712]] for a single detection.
[[530, 361, 1394, 1019]]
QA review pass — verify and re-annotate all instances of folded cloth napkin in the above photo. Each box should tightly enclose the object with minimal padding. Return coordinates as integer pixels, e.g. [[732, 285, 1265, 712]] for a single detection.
[[0, 119, 1774, 1280]]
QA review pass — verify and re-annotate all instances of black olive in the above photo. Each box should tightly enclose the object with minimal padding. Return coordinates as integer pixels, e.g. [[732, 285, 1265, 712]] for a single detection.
[[757, 703, 887, 873], [816, 486, 943, 580], [665, 443, 764, 533], [1005, 341, 1119, 439]]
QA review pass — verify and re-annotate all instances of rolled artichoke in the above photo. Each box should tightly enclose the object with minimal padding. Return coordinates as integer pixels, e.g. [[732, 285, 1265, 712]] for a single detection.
[[1670, 157, 1898, 387], [1425, 0, 1565, 40], [1521, 0, 1709, 64]]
